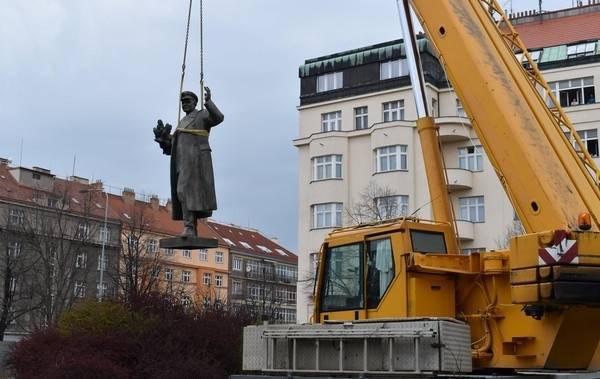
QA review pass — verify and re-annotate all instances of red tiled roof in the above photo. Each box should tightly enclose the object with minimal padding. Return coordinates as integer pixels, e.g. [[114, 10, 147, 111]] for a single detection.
[[514, 11, 600, 49], [0, 163, 223, 243], [106, 195, 222, 242], [207, 221, 297, 264]]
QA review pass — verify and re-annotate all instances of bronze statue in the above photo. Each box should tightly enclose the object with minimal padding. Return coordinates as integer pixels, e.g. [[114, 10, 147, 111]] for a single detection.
[[154, 87, 224, 236]]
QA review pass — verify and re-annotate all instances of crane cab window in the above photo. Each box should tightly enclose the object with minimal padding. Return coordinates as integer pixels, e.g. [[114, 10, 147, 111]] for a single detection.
[[367, 238, 394, 309], [410, 230, 447, 254], [320, 243, 363, 311]]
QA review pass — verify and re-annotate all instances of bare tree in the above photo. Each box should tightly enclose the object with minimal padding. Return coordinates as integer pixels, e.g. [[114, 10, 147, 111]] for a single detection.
[[112, 206, 164, 302], [495, 219, 525, 249], [0, 187, 102, 336], [345, 181, 403, 225]]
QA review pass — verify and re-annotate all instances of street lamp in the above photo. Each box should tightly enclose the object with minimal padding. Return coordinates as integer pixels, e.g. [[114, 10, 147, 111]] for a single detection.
[[80, 188, 109, 301]]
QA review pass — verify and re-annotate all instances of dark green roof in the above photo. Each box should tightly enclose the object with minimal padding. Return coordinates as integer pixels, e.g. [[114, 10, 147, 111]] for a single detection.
[[299, 38, 437, 77]]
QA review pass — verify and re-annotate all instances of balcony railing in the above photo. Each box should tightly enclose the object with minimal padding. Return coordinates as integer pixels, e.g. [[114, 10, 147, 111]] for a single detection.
[[455, 220, 475, 241], [446, 168, 473, 191], [436, 117, 472, 142]]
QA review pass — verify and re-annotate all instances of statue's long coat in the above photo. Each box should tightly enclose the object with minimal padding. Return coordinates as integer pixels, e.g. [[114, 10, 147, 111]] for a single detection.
[[169, 99, 224, 220]]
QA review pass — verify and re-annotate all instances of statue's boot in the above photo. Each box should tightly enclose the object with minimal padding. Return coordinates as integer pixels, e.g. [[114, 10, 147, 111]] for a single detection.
[[181, 209, 197, 237]]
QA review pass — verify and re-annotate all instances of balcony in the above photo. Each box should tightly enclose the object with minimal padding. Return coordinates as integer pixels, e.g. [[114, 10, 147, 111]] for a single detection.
[[436, 117, 471, 142], [455, 220, 474, 241], [446, 168, 473, 191]]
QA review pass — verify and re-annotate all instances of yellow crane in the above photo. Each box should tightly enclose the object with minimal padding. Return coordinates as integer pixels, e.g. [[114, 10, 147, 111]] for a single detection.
[[242, 0, 600, 376]]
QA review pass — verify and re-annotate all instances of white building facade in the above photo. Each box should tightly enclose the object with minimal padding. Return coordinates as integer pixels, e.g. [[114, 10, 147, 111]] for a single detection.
[[295, 6, 600, 323]]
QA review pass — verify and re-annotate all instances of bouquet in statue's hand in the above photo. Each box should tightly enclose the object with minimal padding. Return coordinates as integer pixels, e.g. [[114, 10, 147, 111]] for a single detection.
[[154, 119, 173, 155]]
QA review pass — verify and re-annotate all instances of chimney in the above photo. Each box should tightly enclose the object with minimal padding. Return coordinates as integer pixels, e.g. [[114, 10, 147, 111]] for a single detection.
[[150, 195, 160, 211], [91, 180, 103, 191], [271, 236, 279, 244], [122, 187, 135, 205], [69, 175, 89, 185], [165, 199, 172, 212]]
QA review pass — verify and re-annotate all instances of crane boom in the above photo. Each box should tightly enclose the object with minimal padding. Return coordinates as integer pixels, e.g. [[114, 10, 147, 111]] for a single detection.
[[409, 0, 600, 233]]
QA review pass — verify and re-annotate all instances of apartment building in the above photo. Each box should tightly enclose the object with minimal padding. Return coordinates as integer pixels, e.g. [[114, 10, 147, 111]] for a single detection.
[[0, 161, 120, 339], [106, 188, 229, 305], [207, 221, 298, 323], [295, 4, 600, 322]]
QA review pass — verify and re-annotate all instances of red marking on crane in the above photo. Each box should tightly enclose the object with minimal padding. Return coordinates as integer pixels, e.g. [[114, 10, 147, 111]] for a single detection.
[[538, 230, 579, 265]]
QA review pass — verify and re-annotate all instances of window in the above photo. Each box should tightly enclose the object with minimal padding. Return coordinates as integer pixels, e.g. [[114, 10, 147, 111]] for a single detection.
[[74, 281, 86, 298], [276, 308, 296, 324], [215, 274, 223, 287], [232, 257, 242, 271], [458, 146, 483, 171], [248, 283, 261, 300], [380, 59, 409, 80], [382, 100, 404, 122], [354, 106, 368, 129], [375, 145, 407, 172], [311, 203, 343, 229], [567, 42, 596, 58], [367, 238, 394, 308], [97, 255, 107, 271], [75, 252, 86, 268], [7, 242, 22, 258], [76, 224, 89, 239], [96, 282, 108, 297], [147, 239, 157, 253], [411, 230, 448, 253], [150, 265, 160, 278], [223, 238, 235, 246], [275, 248, 288, 256], [321, 111, 342, 132], [257, 245, 272, 253], [127, 235, 139, 250], [99, 226, 110, 244], [215, 251, 224, 264], [32, 172, 41, 180], [321, 243, 363, 311], [203, 273, 211, 285], [312, 155, 342, 181], [164, 268, 173, 281], [198, 249, 208, 261], [232, 280, 242, 295], [276, 264, 298, 282], [164, 248, 174, 256], [459, 196, 485, 222], [375, 195, 409, 219], [456, 99, 466, 117], [47, 198, 59, 208], [578, 129, 599, 157], [181, 296, 192, 307], [317, 71, 343, 92], [431, 98, 438, 118], [240, 241, 253, 249], [182, 271, 191, 283], [8, 209, 24, 225], [529, 50, 541, 62], [549, 77, 595, 107], [182, 249, 192, 259]]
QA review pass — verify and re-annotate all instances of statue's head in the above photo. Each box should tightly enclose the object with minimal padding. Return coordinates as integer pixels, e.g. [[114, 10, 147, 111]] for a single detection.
[[181, 91, 198, 114]]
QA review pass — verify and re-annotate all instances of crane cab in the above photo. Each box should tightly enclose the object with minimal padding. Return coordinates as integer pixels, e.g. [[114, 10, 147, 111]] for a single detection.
[[313, 218, 458, 323]]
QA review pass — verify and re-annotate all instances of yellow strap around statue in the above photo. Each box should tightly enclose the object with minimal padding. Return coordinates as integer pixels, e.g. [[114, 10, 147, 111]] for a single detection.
[[177, 129, 209, 137]]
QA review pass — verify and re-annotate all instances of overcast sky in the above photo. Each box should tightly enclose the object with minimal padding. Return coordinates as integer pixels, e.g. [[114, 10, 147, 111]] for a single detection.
[[0, 0, 572, 251]]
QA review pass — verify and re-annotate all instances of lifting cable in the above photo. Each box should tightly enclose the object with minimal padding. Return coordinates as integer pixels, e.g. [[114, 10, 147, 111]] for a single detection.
[[177, 0, 205, 123]]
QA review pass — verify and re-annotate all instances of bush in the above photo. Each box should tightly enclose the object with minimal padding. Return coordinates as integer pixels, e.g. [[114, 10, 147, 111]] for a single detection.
[[7, 293, 253, 378]]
